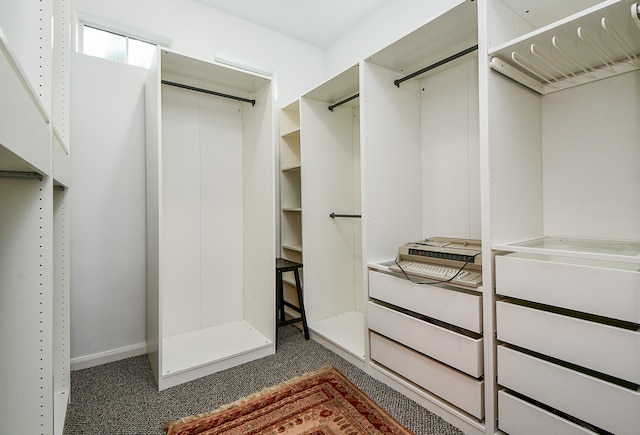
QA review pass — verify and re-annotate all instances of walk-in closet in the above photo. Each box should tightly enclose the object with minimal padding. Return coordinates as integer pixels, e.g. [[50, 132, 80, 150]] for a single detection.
[[3, 0, 640, 433], [145, 49, 275, 390]]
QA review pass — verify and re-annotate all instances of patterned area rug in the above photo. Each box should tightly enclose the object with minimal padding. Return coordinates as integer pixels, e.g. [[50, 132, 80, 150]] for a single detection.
[[164, 365, 413, 435]]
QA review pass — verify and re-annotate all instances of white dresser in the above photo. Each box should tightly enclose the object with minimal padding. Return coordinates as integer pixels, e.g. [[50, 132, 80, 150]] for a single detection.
[[368, 270, 485, 421], [495, 252, 640, 435]]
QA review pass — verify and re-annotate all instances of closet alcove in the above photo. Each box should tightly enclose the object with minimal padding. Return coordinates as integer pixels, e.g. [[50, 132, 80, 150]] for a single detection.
[[360, 0, 486, 432], [145, 48, 275, 390], [299, 65, 365, 367]]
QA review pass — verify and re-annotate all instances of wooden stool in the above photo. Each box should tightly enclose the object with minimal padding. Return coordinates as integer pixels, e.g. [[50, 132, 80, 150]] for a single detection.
[[275, 258, 309, 345]]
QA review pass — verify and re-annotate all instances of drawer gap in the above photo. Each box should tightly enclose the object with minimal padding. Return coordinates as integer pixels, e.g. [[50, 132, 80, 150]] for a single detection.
[[370, 298, 482, 339], [499, 344, 639, 391], [498, 297, 640, 331]]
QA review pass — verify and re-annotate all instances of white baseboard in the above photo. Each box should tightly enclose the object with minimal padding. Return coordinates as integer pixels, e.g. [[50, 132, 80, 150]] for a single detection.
[[71, 342, 147, 371]]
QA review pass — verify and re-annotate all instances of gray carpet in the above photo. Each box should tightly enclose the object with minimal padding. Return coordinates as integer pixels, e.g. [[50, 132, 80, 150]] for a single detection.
[[64, 325, 465, 434]]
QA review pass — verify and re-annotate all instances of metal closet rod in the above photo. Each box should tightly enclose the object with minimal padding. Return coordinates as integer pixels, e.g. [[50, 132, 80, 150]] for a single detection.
[[394, 45, 479, 87], [0, 171, 43, 180], [161, 80, 256, 106], [328, 93, 359, 112], [330, 212, 361, 219]]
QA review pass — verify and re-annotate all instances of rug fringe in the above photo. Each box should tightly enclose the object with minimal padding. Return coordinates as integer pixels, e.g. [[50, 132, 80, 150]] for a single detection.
[[163, 365, 336, 432]]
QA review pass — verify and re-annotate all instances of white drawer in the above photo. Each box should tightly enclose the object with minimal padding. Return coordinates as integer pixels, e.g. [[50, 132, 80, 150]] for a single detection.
[[368, 302, 483, 377], [370, 332, 484, 419], [498, 390, 597, 435], [498, 345, 640, 435], [496, 253, 640, 323], [368, 270, 482, 333], [497, 301, 640, 384]]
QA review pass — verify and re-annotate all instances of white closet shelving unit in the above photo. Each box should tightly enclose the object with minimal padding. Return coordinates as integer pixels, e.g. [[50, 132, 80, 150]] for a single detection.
[[299, 65, 365, 367], [278, 100, 305, 332], [483, 0, 640, 433], [360, 1, 488, 433], [145, 48, 275, 391], [279, 100, 302, 263], [0, 0, 71, 433]]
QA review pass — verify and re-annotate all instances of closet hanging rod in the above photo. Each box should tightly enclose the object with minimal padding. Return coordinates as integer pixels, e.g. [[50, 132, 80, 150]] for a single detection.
[[0, 171, 43, 180], [328, 93, 359, 111], [394, 45, 478, 87], [329, 212, 361, 219], [161, 80, 256, 106]]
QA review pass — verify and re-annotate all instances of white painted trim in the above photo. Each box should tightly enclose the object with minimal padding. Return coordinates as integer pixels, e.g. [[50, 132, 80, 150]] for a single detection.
[[71, 343, 147, 371]]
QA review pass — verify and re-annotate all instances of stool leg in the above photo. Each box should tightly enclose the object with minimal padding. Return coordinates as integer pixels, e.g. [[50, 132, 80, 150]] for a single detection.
[[275, 270, 282, 347], [276, 271, 286, 323], [293, 268, 310, 340]]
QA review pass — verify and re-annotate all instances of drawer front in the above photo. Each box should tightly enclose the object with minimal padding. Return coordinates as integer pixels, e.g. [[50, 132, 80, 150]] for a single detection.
[[498, 345, 640, 435], [368, 302, 483, 377], [0, 48, 52, 177], [370, 332, 484, 419], [497, 301, 640, 384], [495, 254, 640, 323], [368, 270, 482, 333], [498, 390, 597, 435]]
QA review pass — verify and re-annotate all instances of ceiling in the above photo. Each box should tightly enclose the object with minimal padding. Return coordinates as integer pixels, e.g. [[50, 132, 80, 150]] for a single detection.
[[195, 0, 394, 48]]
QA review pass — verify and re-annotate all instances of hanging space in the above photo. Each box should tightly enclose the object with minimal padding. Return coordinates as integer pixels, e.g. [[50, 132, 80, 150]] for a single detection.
[[361, 1, 488, 433], [485, 1, 640, 433], [145, 49, 275, 390], [299, 65, 365, 367]]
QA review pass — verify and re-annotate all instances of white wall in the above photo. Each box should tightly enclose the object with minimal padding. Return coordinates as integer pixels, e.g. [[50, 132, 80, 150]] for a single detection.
[[73, 0, 325, 106], [70, 53, 148, 367]]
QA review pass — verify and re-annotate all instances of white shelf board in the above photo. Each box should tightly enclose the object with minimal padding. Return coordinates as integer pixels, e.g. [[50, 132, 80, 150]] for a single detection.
[[368, 260, 396, 273], [489, 0, 640, 94], [282, 243, 302, 252], [0, 29, 50, 124], [282, 276, 298, 287], [160, 48, 270, 97], [281, 164, 301, 172], [162, 320, 272, 377], [365, 0, 477, 78], [489, 0, 633, 54], [493, 236, 640, 264], [281, 99, 299, 112], [303, 64, 359, 105], [0, 146, 40, 173], [281, 127, 300, 139], [309, 310, 365, 359], [498, 0, 605, 30]]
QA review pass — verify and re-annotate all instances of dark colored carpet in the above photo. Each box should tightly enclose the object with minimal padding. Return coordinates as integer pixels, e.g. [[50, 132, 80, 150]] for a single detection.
[[64, 325, 464, 434]]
